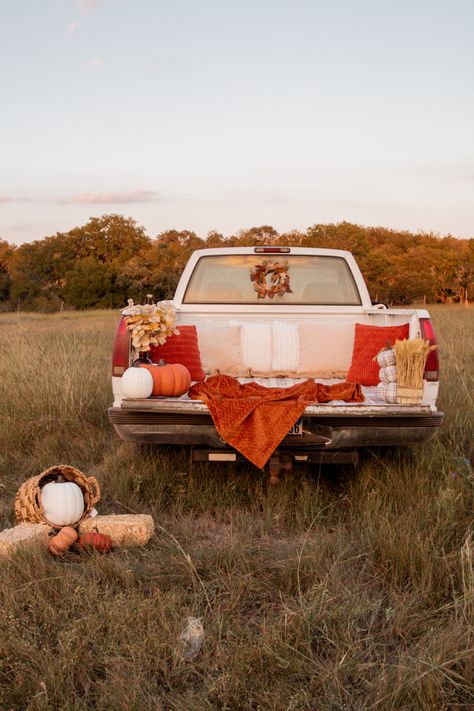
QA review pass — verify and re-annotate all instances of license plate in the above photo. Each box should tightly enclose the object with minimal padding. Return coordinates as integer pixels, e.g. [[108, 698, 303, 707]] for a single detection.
[[288, 418, 303, 436]]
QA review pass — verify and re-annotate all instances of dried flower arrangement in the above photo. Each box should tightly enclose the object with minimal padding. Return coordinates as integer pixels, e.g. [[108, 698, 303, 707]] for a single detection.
[[121, 295, 179, 353]]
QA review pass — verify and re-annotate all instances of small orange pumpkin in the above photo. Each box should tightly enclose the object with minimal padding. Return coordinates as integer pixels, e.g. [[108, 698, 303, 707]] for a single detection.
[[78, 531, 113, 553], [140, 362, 191, 397], [48, 526, 78, 556]]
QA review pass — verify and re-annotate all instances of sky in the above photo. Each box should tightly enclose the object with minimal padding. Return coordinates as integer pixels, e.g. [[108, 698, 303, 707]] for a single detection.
[[1, 0, 473, 245]]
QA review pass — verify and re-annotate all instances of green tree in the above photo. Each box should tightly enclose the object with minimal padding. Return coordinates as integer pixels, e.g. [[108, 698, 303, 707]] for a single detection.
[[9, 237, 73, 309], [118, 230, 205, 303], [9, 215, 150, 311], [69, 214, 149, 264], [61, 257, 126, 309], [234, 225, 279, 246], [204, 230, 228, 248], [0, 240, 15, 304]]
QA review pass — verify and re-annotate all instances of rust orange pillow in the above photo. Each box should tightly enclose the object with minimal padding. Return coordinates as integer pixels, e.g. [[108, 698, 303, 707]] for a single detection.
[[150, 325, 205, 382], [347, 323, 410, 385]]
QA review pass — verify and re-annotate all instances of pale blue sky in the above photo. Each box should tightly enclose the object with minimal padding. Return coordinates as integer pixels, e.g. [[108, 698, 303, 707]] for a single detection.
[[1, 0, 473, 244]]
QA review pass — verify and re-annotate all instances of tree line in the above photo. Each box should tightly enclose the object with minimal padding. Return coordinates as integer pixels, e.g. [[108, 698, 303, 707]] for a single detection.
[[0, 214, 473, 311]]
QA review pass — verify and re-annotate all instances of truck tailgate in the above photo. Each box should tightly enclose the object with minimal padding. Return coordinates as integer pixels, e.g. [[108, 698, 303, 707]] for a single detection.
[[118, 397, 435, 417]]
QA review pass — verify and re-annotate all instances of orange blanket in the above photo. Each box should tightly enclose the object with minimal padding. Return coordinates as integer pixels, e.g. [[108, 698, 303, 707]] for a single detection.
[[188, 375, 364, 468]]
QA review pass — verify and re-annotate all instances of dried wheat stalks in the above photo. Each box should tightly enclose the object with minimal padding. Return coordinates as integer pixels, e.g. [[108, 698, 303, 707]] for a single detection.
[[394, 338, 437, 389]]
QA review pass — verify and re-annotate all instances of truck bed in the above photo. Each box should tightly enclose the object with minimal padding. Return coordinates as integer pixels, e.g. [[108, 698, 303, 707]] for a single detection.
[[117, 376, 436, 415]]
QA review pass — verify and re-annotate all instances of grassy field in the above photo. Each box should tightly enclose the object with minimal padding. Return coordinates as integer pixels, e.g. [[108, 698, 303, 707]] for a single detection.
[[0, 306, 473, 710]]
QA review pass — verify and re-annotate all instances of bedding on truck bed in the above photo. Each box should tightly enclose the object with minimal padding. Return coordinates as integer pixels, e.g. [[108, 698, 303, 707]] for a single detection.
[[170, 376, 390, 407], [187, 374, 363, 467]]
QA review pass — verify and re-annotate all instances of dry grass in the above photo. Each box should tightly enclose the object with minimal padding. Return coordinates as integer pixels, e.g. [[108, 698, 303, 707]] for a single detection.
[[0, 306, 473, 710]]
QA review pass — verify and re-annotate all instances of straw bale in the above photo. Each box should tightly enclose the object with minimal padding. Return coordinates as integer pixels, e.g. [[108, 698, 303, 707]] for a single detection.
[[0, 522, 52, 557], [79, 514, 154, 546]]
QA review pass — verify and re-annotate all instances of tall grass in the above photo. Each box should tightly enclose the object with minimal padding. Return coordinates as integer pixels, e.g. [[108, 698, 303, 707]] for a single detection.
[[0, 306, 473, 710]]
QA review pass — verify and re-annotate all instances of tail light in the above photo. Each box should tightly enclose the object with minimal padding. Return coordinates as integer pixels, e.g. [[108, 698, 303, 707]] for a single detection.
[[112, 317, 130, 376], [419, 318, 439, 381]]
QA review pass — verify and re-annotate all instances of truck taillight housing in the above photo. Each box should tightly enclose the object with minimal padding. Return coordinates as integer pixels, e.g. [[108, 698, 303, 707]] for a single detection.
[[419, 317, 439, 381], [112, 317, 130, 376]]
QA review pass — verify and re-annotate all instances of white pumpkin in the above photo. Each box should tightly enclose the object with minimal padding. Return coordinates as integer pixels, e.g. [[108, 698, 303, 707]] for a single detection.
[[121, 367, 153, 399], [376, 348, 396, 367], [379, 365, 397, 383], [41, 480, 85, 526]]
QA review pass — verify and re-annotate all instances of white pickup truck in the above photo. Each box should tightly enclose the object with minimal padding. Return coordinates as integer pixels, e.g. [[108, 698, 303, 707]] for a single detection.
[[108, 247, 442, 471]]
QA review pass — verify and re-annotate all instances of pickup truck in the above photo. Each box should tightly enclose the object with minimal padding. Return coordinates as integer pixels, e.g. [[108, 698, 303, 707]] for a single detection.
[[108, 246, 442, 472]]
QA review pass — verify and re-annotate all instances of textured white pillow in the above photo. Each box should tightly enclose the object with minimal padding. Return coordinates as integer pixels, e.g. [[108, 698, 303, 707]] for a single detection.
[[272, 321, 299, 372], [233, 322, 273, 373]]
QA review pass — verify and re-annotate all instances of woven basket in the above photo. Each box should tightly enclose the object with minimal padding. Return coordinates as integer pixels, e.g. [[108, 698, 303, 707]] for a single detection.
[[15, 464, 100, 529], [397, 386, 423, 405]]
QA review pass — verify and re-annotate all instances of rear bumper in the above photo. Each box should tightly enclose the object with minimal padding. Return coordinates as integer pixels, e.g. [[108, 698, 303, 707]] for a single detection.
[[108, 408, 443, 449]]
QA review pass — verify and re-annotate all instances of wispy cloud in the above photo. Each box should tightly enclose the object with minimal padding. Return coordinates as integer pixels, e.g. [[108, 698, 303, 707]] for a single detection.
[[87, 57, 103, 68], [77, 0, 97, 15], [0, 195, 32, 203], [66, 191, 159, 205], [66, 21, 81, 35]]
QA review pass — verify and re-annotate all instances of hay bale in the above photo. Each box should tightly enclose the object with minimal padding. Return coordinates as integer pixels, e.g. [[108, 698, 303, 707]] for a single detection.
[[78, 514, 154, 546], [0, 522, 52, 557]]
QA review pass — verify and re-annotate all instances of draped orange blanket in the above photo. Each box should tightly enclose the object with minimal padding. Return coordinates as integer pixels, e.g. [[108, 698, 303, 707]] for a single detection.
[[188, 375, 364, 468]]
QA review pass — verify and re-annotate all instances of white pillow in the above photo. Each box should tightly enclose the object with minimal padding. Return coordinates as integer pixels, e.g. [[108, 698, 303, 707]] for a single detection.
[[272, 321, 299, 372], [297, 322, 353, 377], [197, 325, 244, 375], [232, 321, 273, 373]]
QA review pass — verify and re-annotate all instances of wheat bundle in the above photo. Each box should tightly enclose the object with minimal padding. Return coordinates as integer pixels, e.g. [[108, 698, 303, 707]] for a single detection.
[[394, 338, 437, 404]]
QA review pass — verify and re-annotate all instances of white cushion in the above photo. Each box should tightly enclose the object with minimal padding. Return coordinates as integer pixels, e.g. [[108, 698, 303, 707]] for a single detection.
[[272, 321, 299, 372], [197, 325, 244, 376], [232, 321, 273, 373], [297, 322, 353, 377]]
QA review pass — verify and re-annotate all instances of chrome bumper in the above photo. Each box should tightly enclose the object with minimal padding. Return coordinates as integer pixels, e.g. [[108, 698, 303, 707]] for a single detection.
[[108, 408, 443, 449]]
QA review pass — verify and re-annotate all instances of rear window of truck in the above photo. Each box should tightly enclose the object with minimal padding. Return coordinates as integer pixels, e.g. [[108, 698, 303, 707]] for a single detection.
[[183, 255, 361, 305]]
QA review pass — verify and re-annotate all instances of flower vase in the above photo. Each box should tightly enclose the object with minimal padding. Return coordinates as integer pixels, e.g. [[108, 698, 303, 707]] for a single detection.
[[133, 351, 153, 367]]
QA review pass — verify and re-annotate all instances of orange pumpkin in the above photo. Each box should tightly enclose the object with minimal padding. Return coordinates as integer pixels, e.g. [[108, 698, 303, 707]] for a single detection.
[[140, 362, 191, 397], [78, 531, 113, 553], [48, 526, 78, 556]]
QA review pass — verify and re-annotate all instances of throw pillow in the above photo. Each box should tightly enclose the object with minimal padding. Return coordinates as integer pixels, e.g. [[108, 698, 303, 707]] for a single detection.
[[236, 322, 273, 374], [272, 321, 299, 373], [297, 322, 355, 378], [198, 325, 244, 376], [150, 325, 205, 381], [346, 322, 410, 385]]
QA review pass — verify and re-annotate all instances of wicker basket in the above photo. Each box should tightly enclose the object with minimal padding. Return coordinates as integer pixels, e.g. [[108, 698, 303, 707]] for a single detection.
[[396, 386, 423, 405], [15, 464, 100, 529]]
